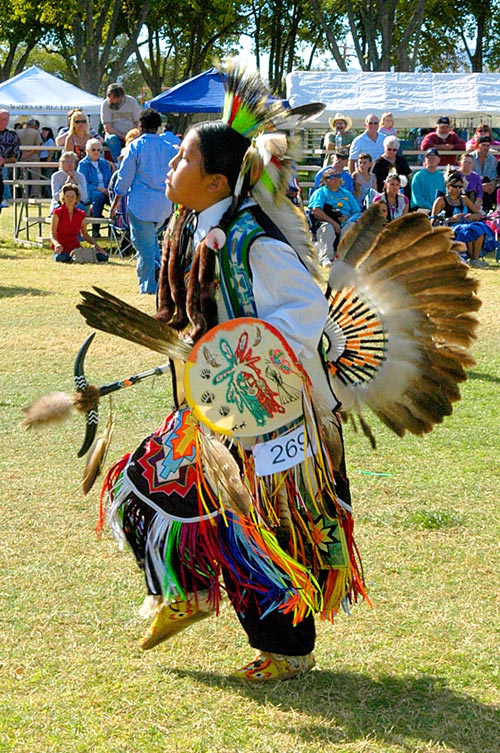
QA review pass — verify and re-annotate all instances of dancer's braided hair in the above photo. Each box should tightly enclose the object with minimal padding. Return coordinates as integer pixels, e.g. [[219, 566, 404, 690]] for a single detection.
[[156, 121, 262, 342]]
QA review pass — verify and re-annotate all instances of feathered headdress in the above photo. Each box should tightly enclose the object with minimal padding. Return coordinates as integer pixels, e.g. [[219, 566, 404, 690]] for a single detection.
[[219, 63, 322, 281]]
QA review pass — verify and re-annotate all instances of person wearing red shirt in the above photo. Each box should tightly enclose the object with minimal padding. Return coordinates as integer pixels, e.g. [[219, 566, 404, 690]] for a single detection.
[[420, 116, 466, 166], [50, 183, 107, 263]]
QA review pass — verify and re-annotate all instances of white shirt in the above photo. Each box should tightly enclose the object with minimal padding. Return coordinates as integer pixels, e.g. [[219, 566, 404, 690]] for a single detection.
[[195, 198, 337, 408]]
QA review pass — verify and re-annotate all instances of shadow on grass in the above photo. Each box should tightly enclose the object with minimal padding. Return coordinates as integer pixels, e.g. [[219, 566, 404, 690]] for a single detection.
[[468, 370, 500, 383], [172, 668, 498, 752], [0, 285, 49, 298]]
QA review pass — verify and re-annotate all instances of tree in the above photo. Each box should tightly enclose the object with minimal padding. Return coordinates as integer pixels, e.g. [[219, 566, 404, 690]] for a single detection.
[[0, 4, 48, 82], [309, 0, 426, 72], [40, 0, 151, 94], [132, 0, 246, 97]]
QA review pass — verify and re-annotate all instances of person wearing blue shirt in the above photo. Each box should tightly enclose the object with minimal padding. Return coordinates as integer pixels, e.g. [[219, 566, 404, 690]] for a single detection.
[[308, 170, 361, 266], [77, 139, 114, 233], [110, 108, 177, 294], [410, 148, 446, 213], [314, 151, 354, 193]]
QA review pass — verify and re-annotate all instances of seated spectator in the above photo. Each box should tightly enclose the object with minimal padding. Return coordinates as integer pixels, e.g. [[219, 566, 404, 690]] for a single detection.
[[314, 149, 354, 193], [50, 151, 88, 214], [77, 138, 113, 235], [352, 153, 376, 209], [308, 169, 360, 267], [410, 148, 446, 214], [373, 169, 409, 221], [51, 183, 107, 263], [470, 136, 497, 212], [420, 116, 465, 166], [56, 109, 101, 148], [431, 169, 492, 268], [457, 153, 483, 209], [160, 121, 181, 147], [378, 112, 397, 138], [322, 113, 354, 166], [348, 114, 385, 173], [101, 83, 141, 163], [64, 112, 93, 162], [465, 123, 500, 152], [372, 136, 412, 198]]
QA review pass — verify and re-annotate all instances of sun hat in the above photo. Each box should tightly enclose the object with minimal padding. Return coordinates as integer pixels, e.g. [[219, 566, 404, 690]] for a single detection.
[[329, 112, 353, 132]]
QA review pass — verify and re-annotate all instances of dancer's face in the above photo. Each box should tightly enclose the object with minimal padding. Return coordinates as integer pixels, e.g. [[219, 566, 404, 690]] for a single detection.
[[166, 129, 229, 212]]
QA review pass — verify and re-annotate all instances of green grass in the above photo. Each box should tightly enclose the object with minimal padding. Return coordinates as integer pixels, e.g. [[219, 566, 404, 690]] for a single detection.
[[1, 205, 499, 753]]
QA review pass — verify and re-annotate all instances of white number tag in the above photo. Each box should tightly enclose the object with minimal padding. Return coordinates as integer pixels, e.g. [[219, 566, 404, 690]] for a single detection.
[[252, 424, 315, 477]]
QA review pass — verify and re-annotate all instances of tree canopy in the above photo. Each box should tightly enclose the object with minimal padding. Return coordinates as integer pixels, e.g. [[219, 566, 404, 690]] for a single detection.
[[1, 0, 500, 96]]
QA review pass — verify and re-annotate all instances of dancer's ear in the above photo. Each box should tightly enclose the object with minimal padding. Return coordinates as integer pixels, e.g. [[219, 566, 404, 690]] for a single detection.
[[206, 173, 230, 197]]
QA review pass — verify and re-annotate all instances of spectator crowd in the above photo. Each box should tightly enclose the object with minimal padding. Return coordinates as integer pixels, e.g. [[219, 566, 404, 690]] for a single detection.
[[1, 93, 498, 274]]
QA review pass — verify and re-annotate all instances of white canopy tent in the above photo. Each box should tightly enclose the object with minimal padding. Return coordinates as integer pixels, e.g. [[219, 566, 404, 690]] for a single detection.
[[286, 71, 500, 130], [0, 66, 103, 131]]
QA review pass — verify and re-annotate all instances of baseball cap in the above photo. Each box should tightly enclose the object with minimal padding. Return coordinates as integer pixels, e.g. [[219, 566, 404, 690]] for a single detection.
[[424, 148, 439, 157], [437, 116, 450, 125], [478, 135, 491, 144], [335, 151, 348, 159]]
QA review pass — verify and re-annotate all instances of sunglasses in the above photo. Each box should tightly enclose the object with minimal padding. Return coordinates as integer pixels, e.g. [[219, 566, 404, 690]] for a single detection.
[[367, 121, 379, 125], [386, 147, 398, 151], [74, 119, 87, 123], [478, 128, 489, 132], [90, 148, 101, 151], [325, 174, 341, 179]]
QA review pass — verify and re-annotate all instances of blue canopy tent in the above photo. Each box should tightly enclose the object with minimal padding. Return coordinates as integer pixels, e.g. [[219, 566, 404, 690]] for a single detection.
[[148, 67, 288, 114]]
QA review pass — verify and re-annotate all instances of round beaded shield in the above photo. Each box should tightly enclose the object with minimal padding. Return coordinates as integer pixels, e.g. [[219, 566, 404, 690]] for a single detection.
[[184, 318, 306, 437]]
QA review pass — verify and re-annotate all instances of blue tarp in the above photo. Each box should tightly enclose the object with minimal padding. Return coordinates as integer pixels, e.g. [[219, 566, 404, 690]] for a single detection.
[[148, 68, 227, 114], [148, 68, 288, 115]]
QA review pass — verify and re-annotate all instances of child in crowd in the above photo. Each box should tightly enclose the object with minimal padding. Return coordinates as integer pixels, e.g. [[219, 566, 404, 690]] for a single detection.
[[378, 112, 397, 137], [352, 153, 376, 209]]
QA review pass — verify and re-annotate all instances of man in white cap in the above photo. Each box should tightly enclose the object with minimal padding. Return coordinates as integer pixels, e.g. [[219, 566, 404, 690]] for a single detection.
[[323, 112, 353, 165]]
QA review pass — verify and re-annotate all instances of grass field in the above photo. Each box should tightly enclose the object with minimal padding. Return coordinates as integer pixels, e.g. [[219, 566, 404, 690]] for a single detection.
[[1, 205, 499, 753]]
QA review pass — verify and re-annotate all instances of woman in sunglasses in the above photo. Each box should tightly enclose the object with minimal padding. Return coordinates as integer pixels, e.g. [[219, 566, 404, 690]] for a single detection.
[[465, 123, 500, 152], [64, 112, 99, 162], [431, 169, 491, 268]]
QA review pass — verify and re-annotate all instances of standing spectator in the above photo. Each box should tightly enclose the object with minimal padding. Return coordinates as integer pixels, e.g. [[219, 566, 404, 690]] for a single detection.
[[77, 138, 113, 234], [372, 136, 412, 198], [470, 136, 497, 212], [348, 114, 385, 173], [101, 83, 141, 163], [110, 108, 177, 294], [39, 127, 56, 198], [50, 152, 88, 214], [64, 112, 92, 162], [18, 118, 42, 197], [378, 112, 397, 138], [0, 109, 20, 209], [322, 113, 354, 166], [410, 148, 446, 214], [457, 153, 483, 210], [420, 116, 465, 166]]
